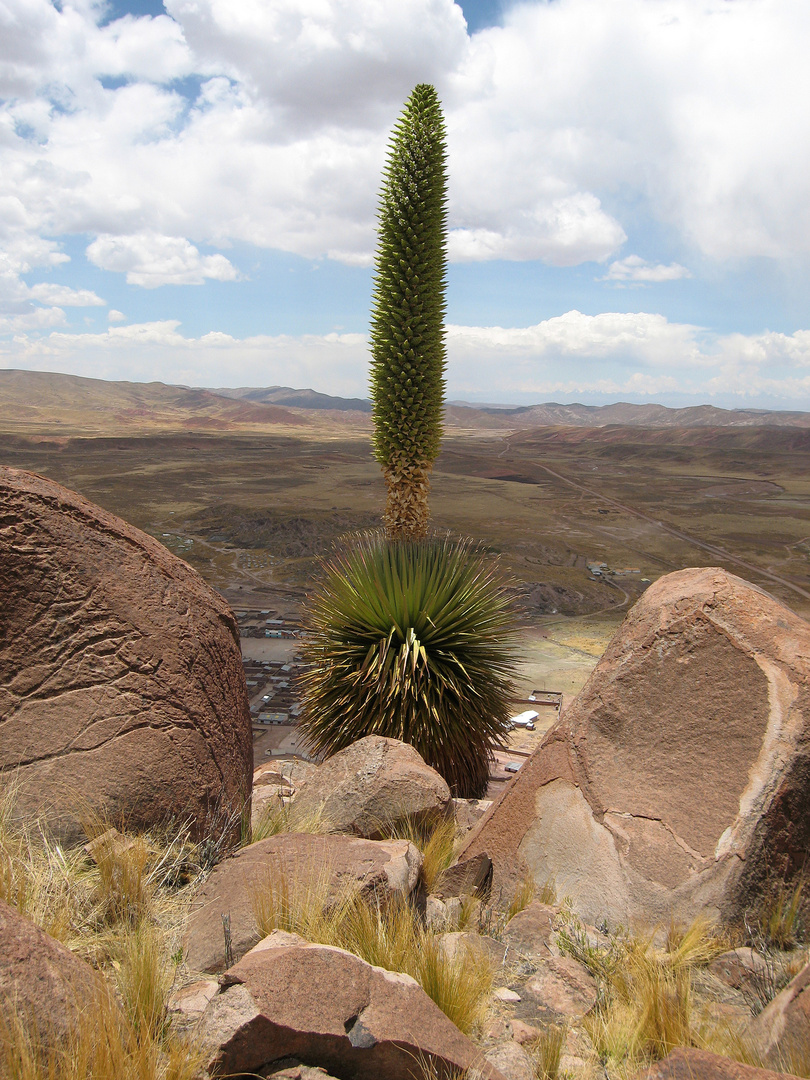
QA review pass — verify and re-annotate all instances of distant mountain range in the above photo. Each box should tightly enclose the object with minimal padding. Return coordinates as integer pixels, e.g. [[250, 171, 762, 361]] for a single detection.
[[206, 385, 810, 429], [2, 369, 809, 433], [207, 385, 372, 413]]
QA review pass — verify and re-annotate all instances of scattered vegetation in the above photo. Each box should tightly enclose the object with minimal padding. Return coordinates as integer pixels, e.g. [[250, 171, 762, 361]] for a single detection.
[[0, 789, 205, 1080], [527, 1023, 567, 1080], [755, 876, 805, 951], [249, 795, 330, 843]]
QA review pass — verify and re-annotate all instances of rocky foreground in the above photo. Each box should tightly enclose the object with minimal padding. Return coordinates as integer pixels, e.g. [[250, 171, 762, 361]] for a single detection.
[[2, 464, 810, 1080]]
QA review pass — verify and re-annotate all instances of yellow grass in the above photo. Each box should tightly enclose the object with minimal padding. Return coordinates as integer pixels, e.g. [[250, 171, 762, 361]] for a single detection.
[[0, 790, 205, 1080], [379, 813, 458, 894], [249, 866, 493, 1034]]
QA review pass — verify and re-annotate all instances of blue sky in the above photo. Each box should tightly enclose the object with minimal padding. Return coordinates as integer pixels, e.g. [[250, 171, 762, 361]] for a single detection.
[[2, 0, 810, 408]]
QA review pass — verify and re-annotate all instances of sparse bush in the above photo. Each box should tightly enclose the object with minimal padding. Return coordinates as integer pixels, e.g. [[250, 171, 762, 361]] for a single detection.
[[757, 877, 805, 950], [298, 533, 519, 797]]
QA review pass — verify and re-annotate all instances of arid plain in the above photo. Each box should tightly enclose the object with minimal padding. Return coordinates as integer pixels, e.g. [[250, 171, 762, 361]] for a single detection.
[[3, 369, 810, 723]]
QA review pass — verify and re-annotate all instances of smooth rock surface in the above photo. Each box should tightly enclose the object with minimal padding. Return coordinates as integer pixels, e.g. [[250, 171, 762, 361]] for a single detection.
[[198, 936, 508, 1080], [291, 736, 451, 838], [184, 832, 422, 973], [433, 852, 493, 900], [460, 568, 810, 927], [0, 466, 252, 844], [0, 900, 103, 1055]]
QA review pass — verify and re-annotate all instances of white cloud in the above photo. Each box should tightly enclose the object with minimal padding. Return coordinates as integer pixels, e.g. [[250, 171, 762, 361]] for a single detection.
[[107, 308, 126, 322], [27, 283, 105, 306], [603, 256, 691, 285], [0, 0, 807, 293], [0, 320, 369, 394], [5, 314, 810, 408], [449, 194, 625, 265], [86, 233, 239, 287]]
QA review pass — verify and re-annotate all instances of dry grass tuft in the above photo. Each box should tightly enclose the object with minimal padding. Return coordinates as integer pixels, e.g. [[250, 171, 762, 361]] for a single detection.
[[567, 916, 744, 1077], [0, 789, 206, 1080], [378, 813, 458, 894], [250, 866, 493, 1034], [249, 797, 331, 843], [527, 1023, 567, 1080], [0, 981, 205, 1080]]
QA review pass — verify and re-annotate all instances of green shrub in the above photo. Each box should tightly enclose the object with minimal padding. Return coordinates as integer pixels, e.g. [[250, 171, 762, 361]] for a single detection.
[[298, 533, 519, 797]]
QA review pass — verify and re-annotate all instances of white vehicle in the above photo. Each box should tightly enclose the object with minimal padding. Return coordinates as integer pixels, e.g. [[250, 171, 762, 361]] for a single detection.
[[510, 710, 539, 730]]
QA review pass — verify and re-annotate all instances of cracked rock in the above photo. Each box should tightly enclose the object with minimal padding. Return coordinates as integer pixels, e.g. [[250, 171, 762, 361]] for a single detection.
[[0, 466, 251, 846], [459, 568, 810, 928], [197, 934, 508, 1080]]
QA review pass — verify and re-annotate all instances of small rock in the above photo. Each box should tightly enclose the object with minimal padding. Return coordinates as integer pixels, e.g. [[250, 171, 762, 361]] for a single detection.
[[261, 1060, 341, 1079], [453, 797, 493, 836], [747, 959, 810, 1070], [433, 853, 493, 900], [503, 901, 560, 959], [559, 1053, 590, 1074], [440, 931, 507, 969], [494, 986, 522, 1003], [638, 1047, 797, 1080], [83, 827, 138, 864], [709, 948, 771, 992], [184, 833, 422, 974], [523, 957, 598, 1020], [509, 1018, 544, 1045], [486, 1041, 536, 1080], [291, 736, 451, 838], [197, 938, 508, 1080], [168, 978, 219, 1019], [0, 900, 104, 1060], [426, 896, 449, 930]]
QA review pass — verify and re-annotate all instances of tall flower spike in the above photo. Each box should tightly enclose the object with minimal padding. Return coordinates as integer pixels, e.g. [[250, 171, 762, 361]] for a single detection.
[[369, 84, 448, 540]]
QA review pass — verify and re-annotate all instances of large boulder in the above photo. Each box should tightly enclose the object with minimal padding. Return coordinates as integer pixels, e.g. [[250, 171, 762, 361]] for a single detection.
[[198, 930, 507, 1080], [0, 466, 252, 845], [0, 900, 103, 1056], [184, 832, 423, 973], [459, 568, 810, 927], [291, 736, 451, 838]]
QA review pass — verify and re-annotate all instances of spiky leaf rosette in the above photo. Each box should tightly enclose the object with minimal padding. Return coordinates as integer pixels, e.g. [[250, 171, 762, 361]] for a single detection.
[[369, 84, 448, 540], [298, 535, 519, 798]]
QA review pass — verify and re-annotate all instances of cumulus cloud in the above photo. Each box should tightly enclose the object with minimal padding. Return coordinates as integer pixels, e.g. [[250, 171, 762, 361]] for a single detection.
[[5, 314, 810, 408], [27, 283, 106, 306], [2, 0, 806, 287], [0, 320, 369, 394], [0, 0, 809, 410], [107, 308, 126, 322], [86, 233, 239, 287], [602, 256, 691, 285]]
